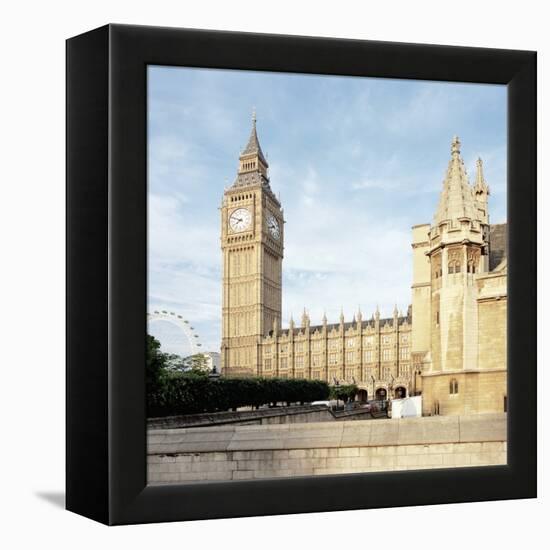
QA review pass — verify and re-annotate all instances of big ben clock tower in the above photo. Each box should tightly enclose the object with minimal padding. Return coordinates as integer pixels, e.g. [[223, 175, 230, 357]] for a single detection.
[[220, 112, 284, 376]]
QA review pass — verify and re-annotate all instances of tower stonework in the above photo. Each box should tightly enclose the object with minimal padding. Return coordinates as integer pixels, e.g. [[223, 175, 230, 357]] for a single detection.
[[221, 114, 284, 376], [418, 137, 507, 415]]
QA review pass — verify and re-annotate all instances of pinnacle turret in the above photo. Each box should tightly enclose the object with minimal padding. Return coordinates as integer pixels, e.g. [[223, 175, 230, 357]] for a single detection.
[[474, 157, 490, 197], [232, 109, 271, 190], [434, 136, 477, 225], [473, 157, 490, 224], [241, 108, 268, 167]]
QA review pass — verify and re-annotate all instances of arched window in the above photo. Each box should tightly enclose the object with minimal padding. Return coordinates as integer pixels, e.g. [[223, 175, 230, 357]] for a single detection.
[[449, 378, 459, 394], [448, 260, 461, 274]]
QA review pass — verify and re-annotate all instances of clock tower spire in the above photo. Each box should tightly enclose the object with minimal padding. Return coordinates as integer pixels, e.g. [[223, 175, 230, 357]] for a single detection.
[[220, 112, 284, 376], [234, 108, 270, 187]]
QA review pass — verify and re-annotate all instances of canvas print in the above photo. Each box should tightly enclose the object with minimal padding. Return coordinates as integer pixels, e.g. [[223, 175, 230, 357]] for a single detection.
[[146, 67, 507, 484]]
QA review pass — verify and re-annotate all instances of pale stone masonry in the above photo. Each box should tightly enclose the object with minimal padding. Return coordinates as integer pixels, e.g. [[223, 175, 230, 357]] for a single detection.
[[220, 117, 507, 416], [414, 139, 507, 415], [147, 413, 507, 483]]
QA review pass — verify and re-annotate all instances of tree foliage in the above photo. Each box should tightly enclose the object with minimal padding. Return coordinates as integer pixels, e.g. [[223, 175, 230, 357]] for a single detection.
[[182, 353, 210, 373], [146, 334, 331, 418], [147, 376, 331, 417], [329, 384, 358, 404]]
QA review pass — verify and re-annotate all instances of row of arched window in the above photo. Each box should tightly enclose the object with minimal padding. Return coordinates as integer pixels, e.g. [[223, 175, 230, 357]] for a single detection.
[[445, 260, 477, 275], [230, 193, 253, 202], [444, 260, 476, 279]]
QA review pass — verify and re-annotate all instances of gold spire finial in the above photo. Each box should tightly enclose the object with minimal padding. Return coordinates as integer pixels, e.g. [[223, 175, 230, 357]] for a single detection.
[[252, 106, 256, 124]]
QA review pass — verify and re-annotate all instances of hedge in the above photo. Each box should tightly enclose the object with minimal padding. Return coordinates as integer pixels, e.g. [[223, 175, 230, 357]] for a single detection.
[[147, 374, 330, 418]]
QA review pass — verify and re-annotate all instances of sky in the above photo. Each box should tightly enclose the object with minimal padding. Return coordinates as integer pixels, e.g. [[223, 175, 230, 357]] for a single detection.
[[147, 66, 507, 356]]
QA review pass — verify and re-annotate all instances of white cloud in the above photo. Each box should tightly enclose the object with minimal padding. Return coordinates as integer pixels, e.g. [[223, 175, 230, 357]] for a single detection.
[[148, 193, 220, 269], [147, 68, 506, 354]]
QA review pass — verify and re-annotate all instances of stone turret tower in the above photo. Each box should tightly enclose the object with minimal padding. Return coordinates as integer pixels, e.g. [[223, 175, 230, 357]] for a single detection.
[[220, 111, 284, 376], [421, 136, 491, 414], [429, 137, 489, 370]]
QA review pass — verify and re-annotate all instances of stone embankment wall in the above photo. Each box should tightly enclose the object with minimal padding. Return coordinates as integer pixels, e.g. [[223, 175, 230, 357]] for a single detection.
[[147, 405, 336, 430], [147, 413, 506, 484], [148, 405, 375, 430]]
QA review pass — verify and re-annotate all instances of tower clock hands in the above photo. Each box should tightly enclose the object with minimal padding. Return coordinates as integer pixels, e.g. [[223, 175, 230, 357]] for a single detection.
[[228, 208, 251, 232]]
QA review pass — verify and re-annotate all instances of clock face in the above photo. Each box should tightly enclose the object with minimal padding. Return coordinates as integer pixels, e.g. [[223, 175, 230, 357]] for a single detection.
[[229, 208, 252, 232], [267, 213, 280, 240]]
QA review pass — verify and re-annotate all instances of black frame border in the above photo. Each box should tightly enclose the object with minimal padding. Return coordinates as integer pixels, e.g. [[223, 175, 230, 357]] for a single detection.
[[66, 24, 537, 525]]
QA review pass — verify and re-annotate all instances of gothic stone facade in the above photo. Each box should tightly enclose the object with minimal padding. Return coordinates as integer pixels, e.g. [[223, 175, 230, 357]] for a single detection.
[[220, 120, 507, 415]]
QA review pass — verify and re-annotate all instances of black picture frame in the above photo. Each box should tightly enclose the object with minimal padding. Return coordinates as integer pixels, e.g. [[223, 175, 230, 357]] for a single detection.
[[66, 24, 536, 526]]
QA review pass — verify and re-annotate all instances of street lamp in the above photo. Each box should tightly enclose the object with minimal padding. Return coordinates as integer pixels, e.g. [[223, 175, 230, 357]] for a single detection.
[[387, 373, 395, 417]]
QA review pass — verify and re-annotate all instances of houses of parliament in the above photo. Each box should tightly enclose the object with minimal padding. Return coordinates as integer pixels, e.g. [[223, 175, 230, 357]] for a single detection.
[[220, 114, 507, 416]]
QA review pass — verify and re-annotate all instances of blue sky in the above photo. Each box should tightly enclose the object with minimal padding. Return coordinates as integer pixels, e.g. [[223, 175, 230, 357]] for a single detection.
[[147, 66, 507, 356]]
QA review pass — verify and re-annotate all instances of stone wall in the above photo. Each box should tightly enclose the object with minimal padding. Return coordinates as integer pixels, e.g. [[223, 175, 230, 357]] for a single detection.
[[478, 295, 507, 373], [421, 371, 507, 416], [148, 405, 375, 430], [147, 413, 506, 484], [147, 405, 335, 430]]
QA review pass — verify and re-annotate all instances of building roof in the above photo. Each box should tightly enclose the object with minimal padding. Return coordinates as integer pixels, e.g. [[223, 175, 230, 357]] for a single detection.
[[231, 112, 273, 194], [489, 223, 507, 272], [232, 170, 269, 189], [275, 314, 412, 338], [241, 112, 268, 167], [434, 136, 478, 224]]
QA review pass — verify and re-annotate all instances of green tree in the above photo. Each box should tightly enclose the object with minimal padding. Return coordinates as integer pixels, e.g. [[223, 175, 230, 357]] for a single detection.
[[163, 353, 187, 373], [183, 353, 210, 374], [329, 384, 358, 404], [146, 334, 168, 389]]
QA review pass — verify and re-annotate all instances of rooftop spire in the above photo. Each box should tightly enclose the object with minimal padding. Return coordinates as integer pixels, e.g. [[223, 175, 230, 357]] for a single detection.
[[474, 157, 490, 195], [232, 109, 271, 190], [241, 107, 268, 167], [434, 136, 477, 225], [451, 135, 461, 158]]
